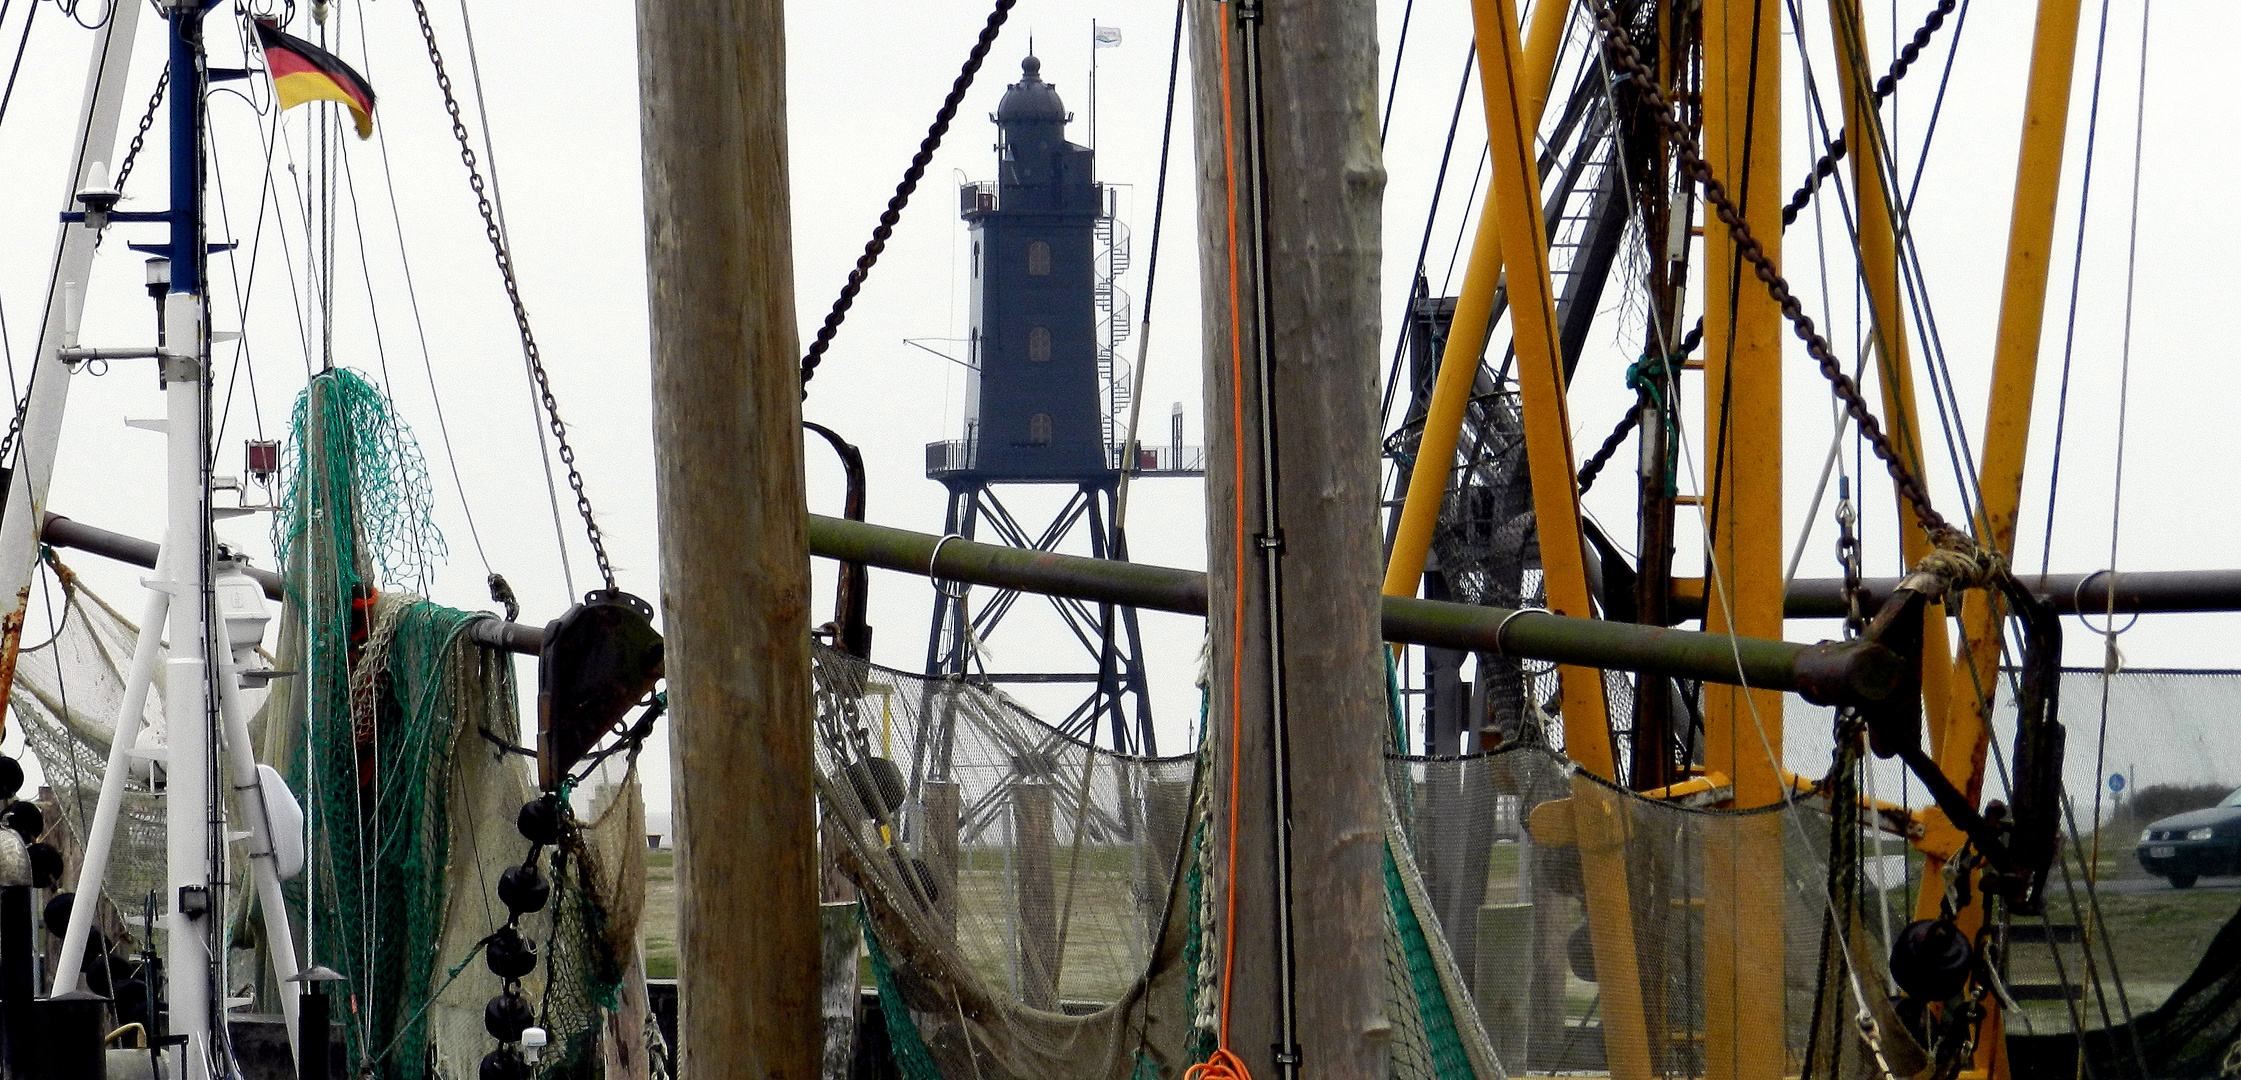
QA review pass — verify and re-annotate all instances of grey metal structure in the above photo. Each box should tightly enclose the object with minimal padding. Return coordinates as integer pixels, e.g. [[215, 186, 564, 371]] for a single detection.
[[1384, 48, 1645, 761]]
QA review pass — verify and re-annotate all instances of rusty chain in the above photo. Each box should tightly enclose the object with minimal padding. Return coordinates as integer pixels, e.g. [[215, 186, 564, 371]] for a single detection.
[[798, 0, 1019, 398], [1780, 0, 1960, 227], [407, 0, 615, 592], [1587, 0, 1972, 554], [1837, 483, 1868, 636]]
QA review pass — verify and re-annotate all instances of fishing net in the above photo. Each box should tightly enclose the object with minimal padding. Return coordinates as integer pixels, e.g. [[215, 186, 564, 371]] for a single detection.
[[2008, 900, 2241, 1079], [9, 559, 176, 933], [813, 646, 1507, 1080], [1391, 745, 1899, 1079], [814, 645, 1200, 1080], [273, 367, 628, 1078]]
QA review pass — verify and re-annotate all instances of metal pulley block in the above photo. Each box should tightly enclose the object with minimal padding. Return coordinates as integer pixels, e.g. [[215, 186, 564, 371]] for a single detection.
[[536, 589, 665, 790], [1849, 562, 2066, 915]]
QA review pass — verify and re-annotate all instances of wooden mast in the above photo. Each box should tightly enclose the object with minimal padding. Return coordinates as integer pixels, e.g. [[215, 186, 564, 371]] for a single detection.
[[636, 1, 819, 1075], [1190, 1, 1389, 1077]]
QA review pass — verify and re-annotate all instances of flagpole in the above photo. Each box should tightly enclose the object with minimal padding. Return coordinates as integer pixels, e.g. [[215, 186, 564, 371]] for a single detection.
[[1089, 19, 1099, 153]]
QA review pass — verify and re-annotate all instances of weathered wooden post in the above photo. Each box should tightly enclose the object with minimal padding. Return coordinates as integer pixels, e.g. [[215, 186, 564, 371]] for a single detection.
[[1189, 1, 1390, 1077], [637, 1, 818, 1075]]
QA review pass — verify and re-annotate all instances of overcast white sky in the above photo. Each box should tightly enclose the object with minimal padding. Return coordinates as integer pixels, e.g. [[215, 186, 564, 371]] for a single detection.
[[0, 0, 2233, 831]]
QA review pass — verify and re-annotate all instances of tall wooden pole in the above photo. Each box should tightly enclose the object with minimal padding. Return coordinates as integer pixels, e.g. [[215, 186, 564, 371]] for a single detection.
[[1191, 1, 1389, 1077], [1700, 0, 1784, 1076], [637, 2, 819, 1076]]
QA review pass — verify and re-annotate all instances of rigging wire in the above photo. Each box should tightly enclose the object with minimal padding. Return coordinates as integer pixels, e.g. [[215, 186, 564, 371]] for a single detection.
[[1110, 0, 1186, 533], [1376, 44, 1476, 428], [2076, 3, 2154, 1067], [410, 0, 618, 593], [355, 0, 495, 576], [2038, 0, 2119, 577], [261, 75, 324, 377], [452, 0, 576, 598], [204, 100, 273, 461], [1378, 0, 1415, 146], [0, 0, 33, 135], [1437, 146, 1491, 301]]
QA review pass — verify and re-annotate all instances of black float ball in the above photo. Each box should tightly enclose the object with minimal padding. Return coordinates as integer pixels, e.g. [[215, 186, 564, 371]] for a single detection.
[[43, 892, 73, 937], [484, 991, 535, 1043], [843, 757, 908, 815], [112, 978, 149, 1026], [1566, 924, 1599, 983], [26, 843, 61, 888], [498, 864, 549, 916], [0, 757, 21, 802], [485, 926, 538, 981], [479, 1048, 528, 1080], [517, 795, 564, 847], [1890, 918, 1973, 1001], [3, 801, 42, 843]]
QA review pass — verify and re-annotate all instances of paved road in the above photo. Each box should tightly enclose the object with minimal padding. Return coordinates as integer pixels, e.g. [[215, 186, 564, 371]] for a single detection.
[[2097, 873, 2241, 895]]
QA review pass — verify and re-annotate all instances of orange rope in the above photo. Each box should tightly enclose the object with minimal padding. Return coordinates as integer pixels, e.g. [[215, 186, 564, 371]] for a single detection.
[[1187, 1047, 1253, 1080], [1207, 6, 1255, 1079]]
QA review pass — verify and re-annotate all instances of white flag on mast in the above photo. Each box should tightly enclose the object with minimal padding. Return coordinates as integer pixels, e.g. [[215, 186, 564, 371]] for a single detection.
[[1094, 24, 1122, 46]]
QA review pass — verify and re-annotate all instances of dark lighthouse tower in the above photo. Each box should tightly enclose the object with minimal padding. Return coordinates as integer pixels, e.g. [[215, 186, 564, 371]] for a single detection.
[[924, 56, 1199, 753]]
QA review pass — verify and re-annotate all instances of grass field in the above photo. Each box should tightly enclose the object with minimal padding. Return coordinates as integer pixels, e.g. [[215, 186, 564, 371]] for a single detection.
[[645, 850, 677, 979], [634, 823, 2236, 1034]]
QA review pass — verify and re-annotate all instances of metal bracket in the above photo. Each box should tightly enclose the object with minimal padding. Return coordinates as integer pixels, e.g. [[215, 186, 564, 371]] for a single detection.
[[1849, 571, 2066, 914]]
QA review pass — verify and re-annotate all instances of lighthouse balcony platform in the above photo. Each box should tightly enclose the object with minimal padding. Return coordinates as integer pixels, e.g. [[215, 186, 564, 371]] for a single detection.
[[925, 439, 1206, 481]]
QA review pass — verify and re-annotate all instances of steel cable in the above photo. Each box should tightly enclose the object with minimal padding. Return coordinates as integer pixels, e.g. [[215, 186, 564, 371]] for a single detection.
[[406, 0, 616, 591]]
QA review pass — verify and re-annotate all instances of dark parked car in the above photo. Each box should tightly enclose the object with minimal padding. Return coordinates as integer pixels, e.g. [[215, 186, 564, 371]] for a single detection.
[[2136, 785, 2241, 888]]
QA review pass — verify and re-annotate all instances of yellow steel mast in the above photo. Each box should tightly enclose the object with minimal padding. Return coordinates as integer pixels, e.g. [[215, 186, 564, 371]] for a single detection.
[[1698, 0, 1785, 1076]]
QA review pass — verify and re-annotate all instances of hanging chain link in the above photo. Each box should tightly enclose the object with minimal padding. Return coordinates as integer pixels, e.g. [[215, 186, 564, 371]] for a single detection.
[[1780, 0, 1961, 226], [406, 0, 615, 592], [1588, 0, 1976, 558], [1836, 482, 1868, 637], [113, 68, 171, 195], [797, 0, 1019, 397]]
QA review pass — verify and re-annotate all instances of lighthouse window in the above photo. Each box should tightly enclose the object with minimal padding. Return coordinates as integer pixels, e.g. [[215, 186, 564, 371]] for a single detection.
[[1028, 325, 1052, 363], [1027, 240, 1051, 276], [1028, 413, 1053, 445], [972, 242, 981, 279]]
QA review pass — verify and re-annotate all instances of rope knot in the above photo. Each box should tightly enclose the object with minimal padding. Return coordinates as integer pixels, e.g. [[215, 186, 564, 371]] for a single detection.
[[1912, 538, 2005, 593], [1625, 349, 1689, 409]]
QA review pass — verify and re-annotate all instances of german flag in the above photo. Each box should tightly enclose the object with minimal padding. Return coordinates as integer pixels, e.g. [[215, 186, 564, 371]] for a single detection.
[[255, 22, 376, 139]]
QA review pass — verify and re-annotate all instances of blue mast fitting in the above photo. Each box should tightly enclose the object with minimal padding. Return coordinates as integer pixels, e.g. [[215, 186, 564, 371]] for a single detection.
[[166, 0, 216, 298]]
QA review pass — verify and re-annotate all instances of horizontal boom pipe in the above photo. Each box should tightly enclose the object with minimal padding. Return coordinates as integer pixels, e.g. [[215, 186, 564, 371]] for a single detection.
[[808, 515, 1895, 703], [1670, 569, 2241, 620], [39, 513, 545, 654]]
